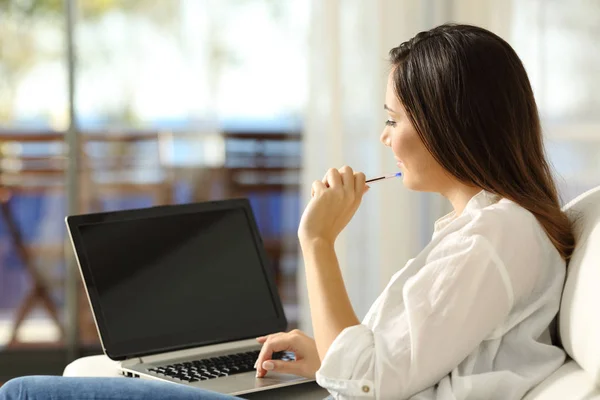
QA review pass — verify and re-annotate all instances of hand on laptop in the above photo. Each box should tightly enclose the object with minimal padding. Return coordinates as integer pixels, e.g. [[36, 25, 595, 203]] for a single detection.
[[254, 329, 320, 379]]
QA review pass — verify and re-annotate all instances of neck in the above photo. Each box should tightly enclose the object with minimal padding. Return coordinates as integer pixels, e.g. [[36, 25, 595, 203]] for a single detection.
[[441, 183, 483, 217]]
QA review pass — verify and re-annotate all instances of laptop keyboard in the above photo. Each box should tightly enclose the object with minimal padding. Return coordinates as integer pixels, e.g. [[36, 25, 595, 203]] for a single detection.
[[147, 350, 295, 382]]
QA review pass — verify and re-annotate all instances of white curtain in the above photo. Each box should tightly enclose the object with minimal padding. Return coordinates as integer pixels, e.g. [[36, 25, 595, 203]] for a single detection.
[[298, 0, 513, 332], [299, 0, 430, 332]]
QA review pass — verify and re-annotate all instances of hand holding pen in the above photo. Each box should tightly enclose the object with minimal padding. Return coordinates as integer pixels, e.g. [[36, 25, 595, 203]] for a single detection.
[[301, 167, 402, 245]]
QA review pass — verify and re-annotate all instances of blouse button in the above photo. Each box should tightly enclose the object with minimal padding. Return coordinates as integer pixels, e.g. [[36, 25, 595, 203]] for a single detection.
[[362, 385, 370, 393]]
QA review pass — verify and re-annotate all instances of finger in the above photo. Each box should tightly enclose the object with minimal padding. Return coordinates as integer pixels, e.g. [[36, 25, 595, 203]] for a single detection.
[[261, 360, 303, 377], [325, 168, 342, 188], [311, 180, 326, 198], [354, 172, 366, 198], [255, 333, 282, 369], [255, 337, 273, 375], [339, 166, 354, 192], [255, 335, 291, 378], [315, 174, 328, 197]]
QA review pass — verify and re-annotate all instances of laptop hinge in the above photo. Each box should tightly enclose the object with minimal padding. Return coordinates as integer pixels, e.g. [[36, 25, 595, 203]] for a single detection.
[[121, 357, 143, 368]]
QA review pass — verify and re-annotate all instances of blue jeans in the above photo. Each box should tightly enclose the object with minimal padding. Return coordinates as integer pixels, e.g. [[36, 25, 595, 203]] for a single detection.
[[0, 376, 241, 400]]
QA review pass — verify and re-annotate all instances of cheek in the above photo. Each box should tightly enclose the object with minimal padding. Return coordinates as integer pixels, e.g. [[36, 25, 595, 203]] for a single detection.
[[390, 128, 420, 163]]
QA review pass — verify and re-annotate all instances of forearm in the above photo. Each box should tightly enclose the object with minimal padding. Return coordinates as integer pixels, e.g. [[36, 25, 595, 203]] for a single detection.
[[301, 238, 360, 360]]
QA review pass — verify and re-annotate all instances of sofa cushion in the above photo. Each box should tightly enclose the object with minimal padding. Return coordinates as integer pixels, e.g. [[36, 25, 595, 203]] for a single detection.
[[560, 186, 600, 387], [523, 360, 600, 400]]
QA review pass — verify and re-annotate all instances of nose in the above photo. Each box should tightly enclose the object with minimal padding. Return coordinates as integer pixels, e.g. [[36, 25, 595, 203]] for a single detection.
[[380, 129, 391, 147]]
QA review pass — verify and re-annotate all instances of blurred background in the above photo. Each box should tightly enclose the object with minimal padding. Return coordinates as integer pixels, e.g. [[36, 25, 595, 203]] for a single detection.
[[0, 0, 598, 381]]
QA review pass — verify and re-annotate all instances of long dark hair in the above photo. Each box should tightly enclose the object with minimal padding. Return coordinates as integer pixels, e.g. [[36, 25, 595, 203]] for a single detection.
[[389, 24, 574, 260]]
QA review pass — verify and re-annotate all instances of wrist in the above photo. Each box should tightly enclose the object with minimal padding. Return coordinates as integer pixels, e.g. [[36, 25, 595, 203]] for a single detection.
[[299, 236, 335, 251]]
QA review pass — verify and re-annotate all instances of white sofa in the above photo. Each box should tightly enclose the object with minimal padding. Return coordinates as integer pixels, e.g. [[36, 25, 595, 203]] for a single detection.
[[64, 186, 600, 399], [524, 186, 600, 399]]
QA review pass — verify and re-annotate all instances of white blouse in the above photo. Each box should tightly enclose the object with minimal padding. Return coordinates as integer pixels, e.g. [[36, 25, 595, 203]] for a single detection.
[[316, 190, 567, 399]]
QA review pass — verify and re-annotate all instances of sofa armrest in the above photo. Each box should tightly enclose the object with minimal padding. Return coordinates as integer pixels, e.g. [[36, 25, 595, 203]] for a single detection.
[[63, 355, 121, 378]]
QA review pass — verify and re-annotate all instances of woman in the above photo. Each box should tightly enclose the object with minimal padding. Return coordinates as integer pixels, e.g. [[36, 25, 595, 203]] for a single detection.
[[0, 24, 573, 400]]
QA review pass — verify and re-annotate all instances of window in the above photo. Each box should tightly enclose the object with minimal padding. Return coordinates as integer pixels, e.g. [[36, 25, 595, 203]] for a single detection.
[[76, 0, 308, 130], [512, 0, 600, 201]]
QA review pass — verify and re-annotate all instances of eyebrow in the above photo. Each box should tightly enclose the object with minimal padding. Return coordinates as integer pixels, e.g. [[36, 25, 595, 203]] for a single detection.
[[384, 104, 397, 113]]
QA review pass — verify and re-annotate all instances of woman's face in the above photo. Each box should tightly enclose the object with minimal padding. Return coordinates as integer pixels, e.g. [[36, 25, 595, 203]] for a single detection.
[[380, 71, 451, 193]]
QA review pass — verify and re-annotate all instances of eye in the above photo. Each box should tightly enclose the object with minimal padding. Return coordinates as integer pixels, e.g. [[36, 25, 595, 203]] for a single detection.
[[385, 119, 396, 127]]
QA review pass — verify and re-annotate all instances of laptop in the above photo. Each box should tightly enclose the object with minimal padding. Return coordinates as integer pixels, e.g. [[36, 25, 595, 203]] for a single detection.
[[65, 198, 314, 396]]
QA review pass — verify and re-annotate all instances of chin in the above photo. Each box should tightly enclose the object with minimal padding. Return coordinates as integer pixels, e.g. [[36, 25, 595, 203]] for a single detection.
[[403, 181, 420, 191], [401, 177, 417, 190], [402, 176, 426, 192]]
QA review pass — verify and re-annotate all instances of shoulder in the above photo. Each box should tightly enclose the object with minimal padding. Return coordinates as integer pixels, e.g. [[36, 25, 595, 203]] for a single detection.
[[463, 197, 543, 245], [435, 197, 562, 300], [433, 197, 544, 258]]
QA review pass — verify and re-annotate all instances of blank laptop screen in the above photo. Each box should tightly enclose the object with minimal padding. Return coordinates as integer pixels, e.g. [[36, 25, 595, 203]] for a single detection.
[[76, 206, 281, 358]]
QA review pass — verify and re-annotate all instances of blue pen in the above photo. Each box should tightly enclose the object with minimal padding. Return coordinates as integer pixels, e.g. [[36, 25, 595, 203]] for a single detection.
[[366, 172, 402, 184]]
